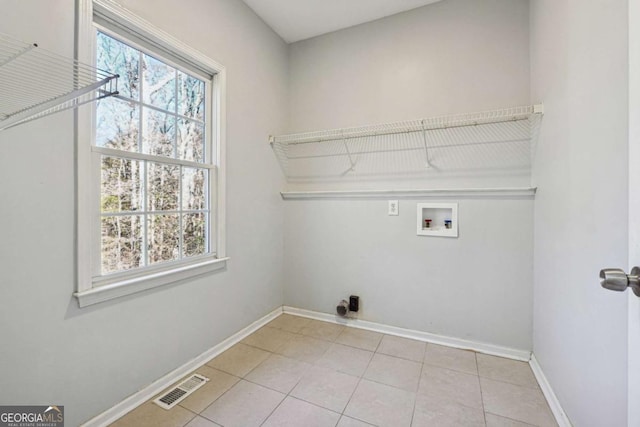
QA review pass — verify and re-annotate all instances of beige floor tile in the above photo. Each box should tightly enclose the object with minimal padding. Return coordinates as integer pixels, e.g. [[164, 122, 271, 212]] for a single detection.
[[245, 353, 311, 393], [241, 326, 295, 352], [178, 365, 239, 413], [200, 380, 285, 427], [206, 343, 270, 377], [485, 413, 537, 426], [480, 378, 557, 427], [363, 353, 422, 392], [262, 396, 340, 427], [291, 365, 359, 412], [299, 319, 345, 341], [316, 343, 374, 377], [344, 379, 415, 427], [419, 364, 483, 409], [424, 344, 478, 375], [110, 402, 195, 427], [184, 416, 222, 427], [337, 416, 375, 426], [276, 334, 331, 363], [376, 335, 426, 362], [335, 328, 383, 352], [476, 354, 538, 388], [267, 314, 313, 333], [412, 393, 486, 427]]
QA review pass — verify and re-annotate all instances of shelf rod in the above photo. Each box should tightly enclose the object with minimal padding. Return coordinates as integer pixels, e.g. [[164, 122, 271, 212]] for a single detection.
[[275, 116, 533, 146], [0, 76, 117, 130], [0, 43, 35, 68], [1, 90, 116, 131], [284, 137, 530, 160]]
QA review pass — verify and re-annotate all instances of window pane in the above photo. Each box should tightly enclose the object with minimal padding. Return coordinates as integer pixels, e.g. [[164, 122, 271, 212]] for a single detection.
[[97, 32, 140, 100], [96, 97, 139, 152], [142, 108, 176, 157], [101, 215, 143, 274], [148, 214, 179, 264], [101, 157, 143, 213], [178, 71, 205, 120], [142, 54, 176, 111], [183, 213, 207, 257], [148, 162, 179, 211], [177, 119, 204, 162], [94, 31, 214, 277], [182, 167, 207, 211]]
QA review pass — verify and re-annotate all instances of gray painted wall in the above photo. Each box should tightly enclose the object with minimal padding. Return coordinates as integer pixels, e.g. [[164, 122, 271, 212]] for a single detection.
[[3, 0, 629, 424], [284, 197, 534, 350], [284, 0, 534, 351], [530, 0, 629, 425], [287, 0, 532, 191], [0, 0, 288, 425], [288, 0, 530, 132]]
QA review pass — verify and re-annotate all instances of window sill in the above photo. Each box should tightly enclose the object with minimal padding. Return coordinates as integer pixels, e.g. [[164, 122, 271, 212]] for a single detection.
[[74, 257, 229, 307]]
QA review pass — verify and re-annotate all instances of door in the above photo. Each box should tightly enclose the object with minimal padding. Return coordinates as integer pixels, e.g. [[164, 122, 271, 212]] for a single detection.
[[601, 1, 640, 425], [630, 0, 640, 425]]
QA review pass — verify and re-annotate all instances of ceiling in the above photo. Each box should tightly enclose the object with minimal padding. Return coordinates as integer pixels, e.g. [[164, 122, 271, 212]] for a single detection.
[[242, 0, 442, 44]]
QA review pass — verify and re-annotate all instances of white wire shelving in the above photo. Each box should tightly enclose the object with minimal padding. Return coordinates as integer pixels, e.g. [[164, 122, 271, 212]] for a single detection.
[[270, 104, 544, 182], [0, 32, 119, 131]]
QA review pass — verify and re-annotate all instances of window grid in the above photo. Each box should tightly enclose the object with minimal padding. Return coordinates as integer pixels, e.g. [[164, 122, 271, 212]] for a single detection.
[[96, 30, 210, 276]]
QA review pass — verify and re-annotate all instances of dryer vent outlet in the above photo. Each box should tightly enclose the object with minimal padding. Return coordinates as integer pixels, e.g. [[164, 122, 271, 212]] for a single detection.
[[336, 300, 349, 317]]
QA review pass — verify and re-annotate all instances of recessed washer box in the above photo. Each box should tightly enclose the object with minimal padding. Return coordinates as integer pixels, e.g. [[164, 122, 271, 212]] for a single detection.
[[417, 202, 458, 237]]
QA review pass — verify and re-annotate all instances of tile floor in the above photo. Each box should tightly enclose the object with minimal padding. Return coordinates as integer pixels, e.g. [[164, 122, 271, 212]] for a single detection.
[[110, 314, 557, 427]]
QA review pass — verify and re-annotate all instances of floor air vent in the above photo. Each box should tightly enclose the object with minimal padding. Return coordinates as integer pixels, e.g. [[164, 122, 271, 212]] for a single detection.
[[153, 374, 209, 410]]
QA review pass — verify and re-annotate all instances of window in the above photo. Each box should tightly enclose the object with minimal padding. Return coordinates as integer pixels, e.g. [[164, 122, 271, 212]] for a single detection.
[[75, 1, 227, 307], [96, 31, 211, 274]]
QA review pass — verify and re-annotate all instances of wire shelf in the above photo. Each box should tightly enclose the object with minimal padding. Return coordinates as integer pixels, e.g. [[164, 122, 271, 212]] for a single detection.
[[0, 32, 119, 131], [270, 105, 544, 182]]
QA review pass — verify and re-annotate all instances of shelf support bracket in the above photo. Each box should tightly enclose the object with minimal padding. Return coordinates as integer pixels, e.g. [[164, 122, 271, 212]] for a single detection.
[[421, 120, 434, 169], [342, 133, 356, 173]]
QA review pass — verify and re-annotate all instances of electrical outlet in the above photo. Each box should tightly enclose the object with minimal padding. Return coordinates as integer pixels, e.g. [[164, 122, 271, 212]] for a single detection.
[[388, 200, 399, 215]]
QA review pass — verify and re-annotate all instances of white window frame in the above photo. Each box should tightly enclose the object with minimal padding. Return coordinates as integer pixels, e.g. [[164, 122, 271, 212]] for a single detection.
[[74, 0, 227, 307]]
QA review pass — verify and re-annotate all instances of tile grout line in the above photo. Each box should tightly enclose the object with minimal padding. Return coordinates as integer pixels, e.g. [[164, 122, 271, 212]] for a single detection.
[[415, 348, 487, 417], [178, 406, 198, 427], [409, 342, 428, 427], [197, 332, 285, 426], [477, 374, 544, 390], [476, 351, 488, 426], [258, 320, 343, 426], [195, 373, 243, 425], [336, 331, 386, 426], [201, 317, 482, 426], [190, 316, 540, 427], [484, 411, 538, 426], [257, 386, 288, 427]]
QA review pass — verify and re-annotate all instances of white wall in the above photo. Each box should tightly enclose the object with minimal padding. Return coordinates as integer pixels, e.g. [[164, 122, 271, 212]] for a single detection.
[[283, 0, 534, 351], [530, 0, 629, 425], [288, 0, 530, 132], [285, 197, 534, 350], [287, 0, 532, 191], [0, 1, 288, 425]]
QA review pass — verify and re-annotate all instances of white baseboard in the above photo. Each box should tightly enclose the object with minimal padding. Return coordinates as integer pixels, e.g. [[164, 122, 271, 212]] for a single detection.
[[529, 354, 572, 427], [80, 307, 283, 427], [83, 306, 569, 427], [283, 306, 532, 361], [284, 306, 572, 427]]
